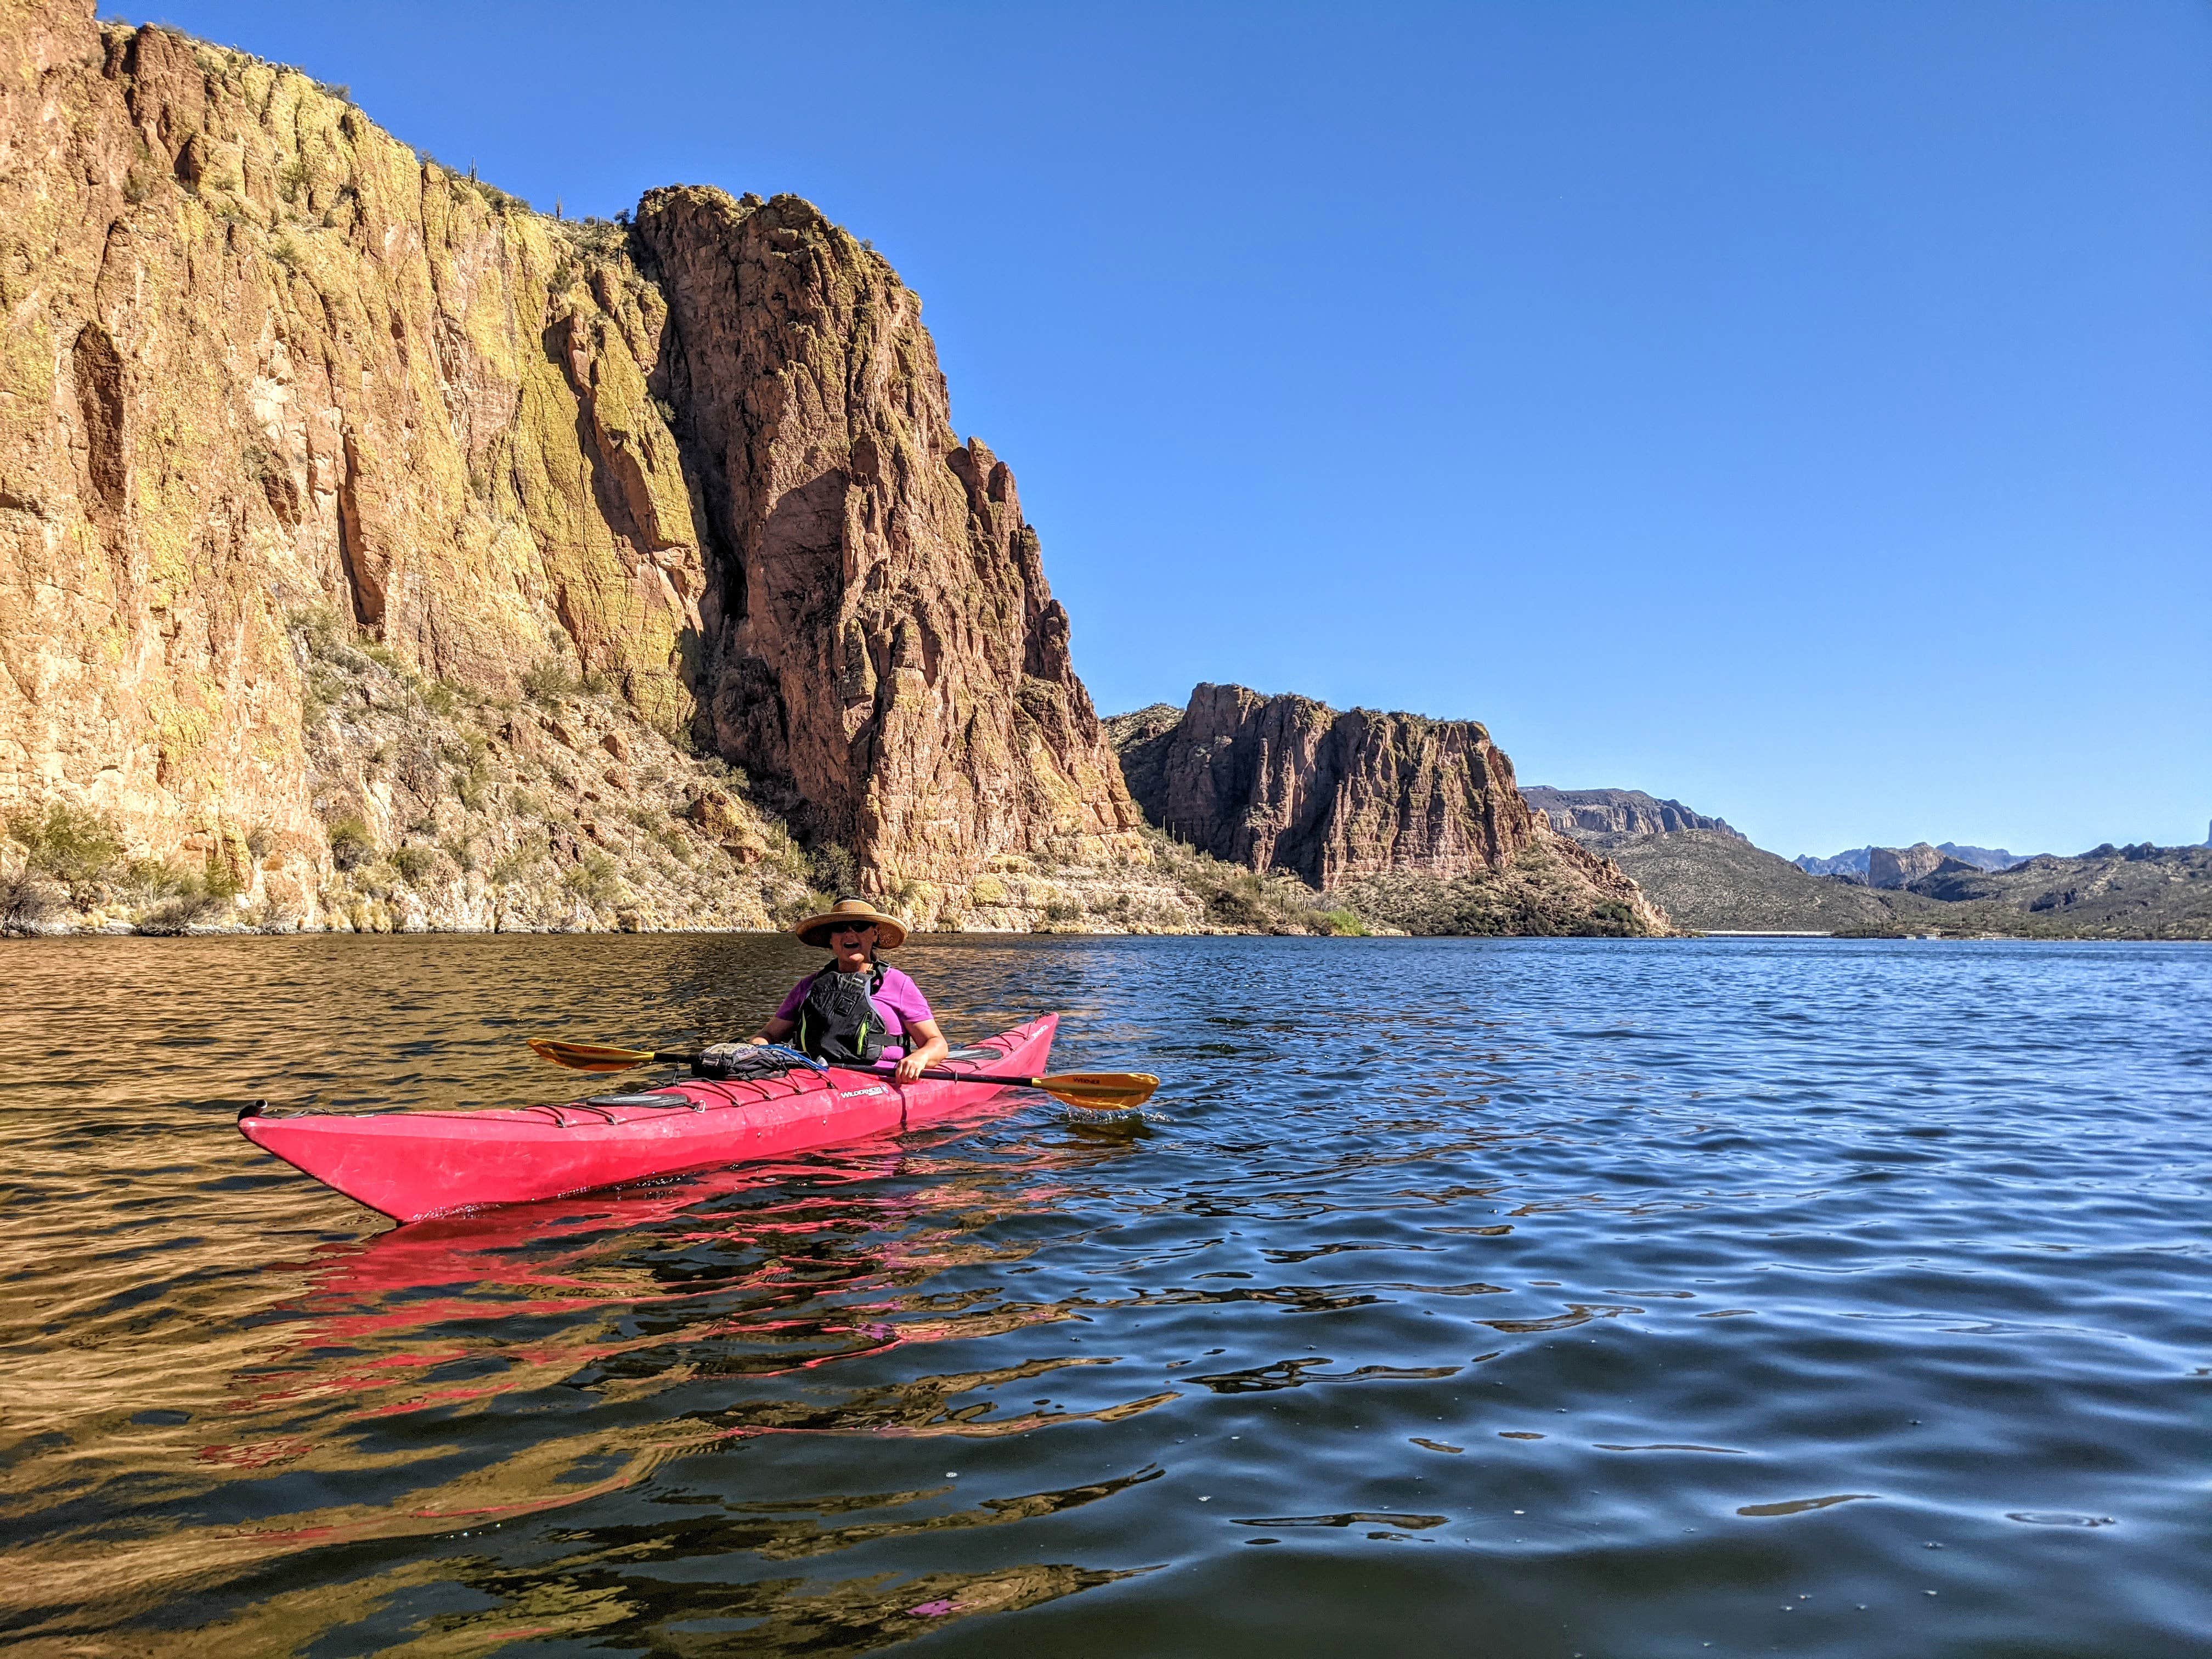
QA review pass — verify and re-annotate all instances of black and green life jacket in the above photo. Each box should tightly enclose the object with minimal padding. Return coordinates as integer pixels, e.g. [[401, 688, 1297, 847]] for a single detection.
[[793, 962, 890, 1065]]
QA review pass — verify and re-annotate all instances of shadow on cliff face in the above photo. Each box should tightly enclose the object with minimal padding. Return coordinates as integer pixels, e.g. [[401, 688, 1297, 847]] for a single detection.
[[692, 467, 909, 865]]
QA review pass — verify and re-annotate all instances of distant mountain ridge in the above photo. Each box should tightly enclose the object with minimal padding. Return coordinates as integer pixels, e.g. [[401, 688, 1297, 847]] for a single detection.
[[1594, 833, 2212, 938], [1521, 787, 1746, 843], [1796, 842, 2031, 881]]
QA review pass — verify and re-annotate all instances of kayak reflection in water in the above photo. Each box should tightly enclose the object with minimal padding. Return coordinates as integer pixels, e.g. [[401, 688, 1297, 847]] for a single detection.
[[701, 896, 950, 1083]]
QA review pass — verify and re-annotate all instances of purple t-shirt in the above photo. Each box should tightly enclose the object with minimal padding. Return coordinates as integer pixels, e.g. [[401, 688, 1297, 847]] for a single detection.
[[775, 964, 934, 1056]]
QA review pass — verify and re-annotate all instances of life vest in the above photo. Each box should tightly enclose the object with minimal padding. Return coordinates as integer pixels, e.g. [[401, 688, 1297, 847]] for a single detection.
[[793, 962, 893, 1065]]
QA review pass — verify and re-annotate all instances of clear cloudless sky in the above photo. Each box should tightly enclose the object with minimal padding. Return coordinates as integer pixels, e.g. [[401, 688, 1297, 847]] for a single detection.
[[120, 1, 2210, 856]]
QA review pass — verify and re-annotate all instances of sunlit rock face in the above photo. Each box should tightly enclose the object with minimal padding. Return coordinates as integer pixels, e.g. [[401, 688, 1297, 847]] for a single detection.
[[634, 186, 1142, 915], [0, 3, 1139, 927]]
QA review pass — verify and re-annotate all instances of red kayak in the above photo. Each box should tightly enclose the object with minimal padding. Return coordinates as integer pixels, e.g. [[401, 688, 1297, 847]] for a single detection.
[[239, 1014, 1058, 1225]]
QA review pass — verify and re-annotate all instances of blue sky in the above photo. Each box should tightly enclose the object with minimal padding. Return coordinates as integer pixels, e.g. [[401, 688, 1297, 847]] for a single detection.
[[125, 2, 2210, 856]]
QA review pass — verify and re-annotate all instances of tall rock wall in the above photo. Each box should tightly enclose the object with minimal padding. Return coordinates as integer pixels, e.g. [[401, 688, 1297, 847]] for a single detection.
[[0, 1, 1136, 926], [633, 187, 1137, 907]]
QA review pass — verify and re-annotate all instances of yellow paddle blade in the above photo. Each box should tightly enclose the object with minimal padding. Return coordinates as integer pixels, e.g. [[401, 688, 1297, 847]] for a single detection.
[[528, 1037, 661, 1072], [1030, 1072, 1160, 1110]]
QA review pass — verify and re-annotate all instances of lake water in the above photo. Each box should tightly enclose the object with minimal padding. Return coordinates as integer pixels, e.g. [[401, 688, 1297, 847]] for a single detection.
[[1, 935, 2207, 1657]]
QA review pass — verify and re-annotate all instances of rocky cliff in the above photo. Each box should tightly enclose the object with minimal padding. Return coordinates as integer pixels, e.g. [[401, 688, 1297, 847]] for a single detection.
[[1521, 786, 1745, 843], [1108, 686, 1536, 887], [1106, 687, 1667, 935], [1865, 843, 1953, 890], [0, 1, 1139, 930]]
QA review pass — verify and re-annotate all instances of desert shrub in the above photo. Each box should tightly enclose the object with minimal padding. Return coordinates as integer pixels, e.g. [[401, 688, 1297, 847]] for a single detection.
[[120, 857, 191, 901], [439, 730, 489, 767], [131, 855, 239, 934], [1206, 885, 1267, 928], [1577, 899, 1640, 938], [2, 874, 66, 932], [287, 606, 359, 667], [1042, 898, 1080, 923], [246, 825, 274, 860], [6, 801, 123, 896], [201, 854, 242, 903], [299, 663, 349, 726], [1304, 907, 1368, 936], [808, 842, 859, 896], [326, 816, 375, 871], [489, 838, 548, 885], [563, 850, 620, 907], [773, 888, 839, 929], [439, 835, 478, 873], [522, 658, 577, 704], [134, 891, 220, 935], [390, 845, 439, 885], [422, 679, 462, 717]]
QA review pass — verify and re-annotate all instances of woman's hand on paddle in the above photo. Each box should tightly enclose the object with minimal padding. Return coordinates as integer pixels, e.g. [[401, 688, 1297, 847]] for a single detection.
[[894, 1018, 950, 1084]]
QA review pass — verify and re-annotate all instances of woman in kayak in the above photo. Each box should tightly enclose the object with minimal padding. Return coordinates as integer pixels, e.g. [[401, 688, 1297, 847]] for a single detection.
[[733, 897, 949, 1081]]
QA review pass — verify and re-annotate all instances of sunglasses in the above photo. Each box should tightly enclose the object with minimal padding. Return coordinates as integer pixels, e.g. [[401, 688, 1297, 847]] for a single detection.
[[828, 923, 875, 937]]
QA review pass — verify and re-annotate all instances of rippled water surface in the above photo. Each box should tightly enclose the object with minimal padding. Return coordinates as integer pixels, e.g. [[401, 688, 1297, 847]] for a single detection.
[[2, 934, 2209, 1657]]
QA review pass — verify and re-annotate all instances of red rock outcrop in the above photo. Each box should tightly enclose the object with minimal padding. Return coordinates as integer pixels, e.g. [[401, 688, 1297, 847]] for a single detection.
[[1108, 686, 1667, 933], [1108, 685, 1535, 887]]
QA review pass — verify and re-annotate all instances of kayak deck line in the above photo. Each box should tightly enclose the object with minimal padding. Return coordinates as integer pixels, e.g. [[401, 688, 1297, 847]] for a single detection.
[[235, 1013, 1059, 1224]]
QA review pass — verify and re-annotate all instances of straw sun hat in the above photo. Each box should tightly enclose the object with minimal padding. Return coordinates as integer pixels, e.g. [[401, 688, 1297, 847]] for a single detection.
[[792, 896, 908, 950]]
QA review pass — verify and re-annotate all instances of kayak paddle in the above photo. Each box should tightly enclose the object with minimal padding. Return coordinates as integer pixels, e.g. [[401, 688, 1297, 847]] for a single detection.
[[526, 1037, 1160, 1110]]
